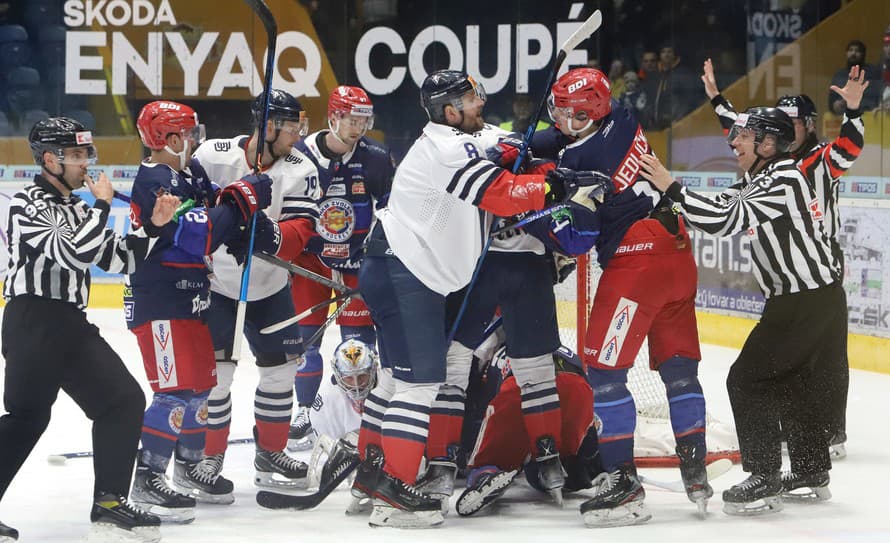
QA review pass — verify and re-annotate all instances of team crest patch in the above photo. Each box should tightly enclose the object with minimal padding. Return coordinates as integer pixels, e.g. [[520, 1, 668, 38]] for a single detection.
[[196, 404, 208, 425], [351, 181, 366, 194], [317, 198, 355, 242], [169, 405, 185, 431]]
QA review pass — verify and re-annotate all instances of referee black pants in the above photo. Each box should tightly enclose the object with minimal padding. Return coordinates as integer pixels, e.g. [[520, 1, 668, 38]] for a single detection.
[[727, 283, 846, 476], [0, 295, 146, 502]]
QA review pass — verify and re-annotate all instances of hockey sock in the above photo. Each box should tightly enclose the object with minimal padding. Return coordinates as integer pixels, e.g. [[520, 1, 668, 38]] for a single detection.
[[588, 368, 635, 471], [140, 392, 189, 472], [658, 356, 706, 454], [381, 381, 439, 485], [358, 367, 395, 460], [255, 359, 298, 452], [294, 325, 323, 407], [176, 390, 210, 463], [511, 354, 562, 453], [427, 342, 472, 459], [205, 360, 236, 456], [340, 325, 376, 348]]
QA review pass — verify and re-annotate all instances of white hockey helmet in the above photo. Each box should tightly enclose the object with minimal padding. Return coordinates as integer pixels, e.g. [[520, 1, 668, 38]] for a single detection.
[[330, 339, 378, 402]]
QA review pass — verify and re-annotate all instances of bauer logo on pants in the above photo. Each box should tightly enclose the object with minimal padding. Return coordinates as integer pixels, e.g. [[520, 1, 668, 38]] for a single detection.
[[153, 320, 178, 389], [598, 297, 638, 367]]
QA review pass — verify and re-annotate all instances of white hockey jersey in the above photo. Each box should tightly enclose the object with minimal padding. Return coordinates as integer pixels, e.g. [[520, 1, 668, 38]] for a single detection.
[[309, 376, 362, 441], [193, 136, 321, 301]]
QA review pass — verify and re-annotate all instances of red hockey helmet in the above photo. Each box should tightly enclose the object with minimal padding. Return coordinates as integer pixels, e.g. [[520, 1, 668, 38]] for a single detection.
[[136, 101, 204, 151], [548, 68, 613, 125], [328, 85, 374, 130]]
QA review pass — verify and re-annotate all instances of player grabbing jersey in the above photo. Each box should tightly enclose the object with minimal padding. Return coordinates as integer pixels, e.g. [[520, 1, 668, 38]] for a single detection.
[[288, 85, 394, 452], [126, 101, 273, 517], [191, 89, 320, 494]]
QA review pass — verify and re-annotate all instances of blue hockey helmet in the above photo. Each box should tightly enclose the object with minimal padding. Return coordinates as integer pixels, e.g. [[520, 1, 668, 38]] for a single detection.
[[420, 70, 486, 124], [251, 88, 308, 135]]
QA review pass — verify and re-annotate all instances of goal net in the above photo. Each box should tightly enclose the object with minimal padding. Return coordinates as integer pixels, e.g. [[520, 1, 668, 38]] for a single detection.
[[556, 254, 741, 467]]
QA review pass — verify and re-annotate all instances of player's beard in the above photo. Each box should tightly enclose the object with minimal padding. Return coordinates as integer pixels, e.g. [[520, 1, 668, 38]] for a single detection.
[[460, 110, 485, 133]]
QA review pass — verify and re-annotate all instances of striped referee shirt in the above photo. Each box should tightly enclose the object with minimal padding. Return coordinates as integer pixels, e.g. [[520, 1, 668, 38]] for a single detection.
[[665, 158, 840, 298], [710, 94, 864, 248], [3, 175, 152, 309]]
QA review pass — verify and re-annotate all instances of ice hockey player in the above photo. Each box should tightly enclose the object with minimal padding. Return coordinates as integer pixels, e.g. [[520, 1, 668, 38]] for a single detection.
[[702, 58, 867, 463], [288, 85, 394, 452], [527, 67, 710, 527], [418, 121, 572, 510], [1, 117, 179, 542], [191, 89, 319, 493], [352, 69, 580, 528], [640, 101, 852, 515], [126, 100, 273, 516], [456, 344, 600, 516]]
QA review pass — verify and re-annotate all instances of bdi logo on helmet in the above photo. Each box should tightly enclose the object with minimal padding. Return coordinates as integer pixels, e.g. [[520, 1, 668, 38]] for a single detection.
[[567, 78, 588, 94]]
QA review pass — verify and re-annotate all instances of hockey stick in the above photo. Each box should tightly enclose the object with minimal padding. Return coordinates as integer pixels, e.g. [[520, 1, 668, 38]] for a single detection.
[[233, 0, 278, 361], [254, 252, 354, 294], [447, 10, 602, 343], [47, 437, 256, 466], [638, 458, 733, 493], [305, 296, 352, 346], [256, 455, 360, 510], [260, 289, 357, 335]]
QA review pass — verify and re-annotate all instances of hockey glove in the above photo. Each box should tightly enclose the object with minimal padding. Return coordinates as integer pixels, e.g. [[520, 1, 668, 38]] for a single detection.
[[546, 168, 612, 213], [547, 251, 577, 285], [544, 168, 568, 205], [252, 211, 282, 256], [225, 232, 250, 265], [217, 173, 273, 222], [486, 133, 530, 172]]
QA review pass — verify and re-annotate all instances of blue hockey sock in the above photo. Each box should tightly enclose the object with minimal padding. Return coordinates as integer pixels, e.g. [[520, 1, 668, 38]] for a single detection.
[[141, 391, 190, 472], [658, 356, 707, 455], [294, 325, 323, 407], [340, 325, 376, 348], [588, 368, 635, 471], [176, 390, 210, 463]]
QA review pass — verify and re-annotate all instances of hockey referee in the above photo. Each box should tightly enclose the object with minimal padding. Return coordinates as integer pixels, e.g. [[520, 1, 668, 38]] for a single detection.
[[0, 118, 179, 541], [640, 86, 862, 515]]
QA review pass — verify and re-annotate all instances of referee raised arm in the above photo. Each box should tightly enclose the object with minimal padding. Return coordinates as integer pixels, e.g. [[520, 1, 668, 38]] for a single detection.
[[640, 106, 847, 517], [0, 118, 179, 541]]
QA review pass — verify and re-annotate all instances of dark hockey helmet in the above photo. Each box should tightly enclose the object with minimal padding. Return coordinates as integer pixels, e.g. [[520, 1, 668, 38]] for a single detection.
[[775, 94, 817, 121], [420, 70, 487, 124], [29, 117, 97, 166], [728, 106, 795, 154], [252, 89, 308, 135]]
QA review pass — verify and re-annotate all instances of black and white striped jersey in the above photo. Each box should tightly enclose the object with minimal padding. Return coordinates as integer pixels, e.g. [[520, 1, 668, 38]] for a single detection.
[[3, 176, 152, 309], [709, 94, 864, 247], [666, 158, 840, 298]]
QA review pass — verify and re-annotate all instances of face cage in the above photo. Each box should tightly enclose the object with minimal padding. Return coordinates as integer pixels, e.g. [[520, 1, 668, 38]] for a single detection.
[[333, 367, 376, 402], [53, 145, 99, 166]]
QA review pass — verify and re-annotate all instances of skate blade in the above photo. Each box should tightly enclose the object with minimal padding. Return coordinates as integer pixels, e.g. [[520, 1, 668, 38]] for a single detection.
[[582, 500, 652, 528], [695, 497, 708, 519], [549, 487, 564, 507], [369, 504, 444, 529], [87, 523, 161, 543], [781, 486, 832, 503], [722, 496, 783, 516], [287, 437, 316, 452], [175, 485, 234, 505], [829, 443, 846, 460], [255, 472, 310, 490], [130, 501, 196, 524], [346, 494, 373, 516]]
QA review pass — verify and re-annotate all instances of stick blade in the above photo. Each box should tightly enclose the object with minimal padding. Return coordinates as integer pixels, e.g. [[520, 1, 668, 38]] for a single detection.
[[562, 9, 602, 52]]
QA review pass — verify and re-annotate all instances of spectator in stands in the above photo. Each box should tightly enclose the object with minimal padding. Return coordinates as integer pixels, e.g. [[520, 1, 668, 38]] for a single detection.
[[638, 50, 658, 82], [648, 45, 699, 129], [619, 71, 652, 128], [828, 40, 881, 114], [499, 93, 549, 135], [881, 30, 890, 110], [608, 59, 627, 98]]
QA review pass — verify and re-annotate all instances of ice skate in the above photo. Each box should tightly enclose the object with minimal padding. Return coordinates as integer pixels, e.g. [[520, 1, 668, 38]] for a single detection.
[[416, 448, 459, 513], [0, 520, 18, 542], [676, 443, 714, 518], [455, 466, 518, 516], [368, 470, 444, 529], [580, 463, 651, 528], [88, 493, 161, 543], [173, 454, 235, 505], [287, 406, 318, 452], [131, 464, 196, 524], [347, 444, 383, 515], [722, 473, 783, 516], [780, 471, 831, 503], [534, 436, 566, 506]]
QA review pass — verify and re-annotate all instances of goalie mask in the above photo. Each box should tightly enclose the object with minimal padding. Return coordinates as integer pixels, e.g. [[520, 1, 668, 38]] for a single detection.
[[331, 339, 378, 402]]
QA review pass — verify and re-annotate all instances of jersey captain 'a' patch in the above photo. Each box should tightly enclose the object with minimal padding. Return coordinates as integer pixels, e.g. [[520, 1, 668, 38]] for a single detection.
[[317, 198, 355, 242]]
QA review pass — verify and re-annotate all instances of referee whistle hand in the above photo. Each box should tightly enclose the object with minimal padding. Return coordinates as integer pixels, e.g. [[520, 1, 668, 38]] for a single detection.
[[86, 171, 114, 204], [151, 194, 181, 227], [639, 154, 673, 192]]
